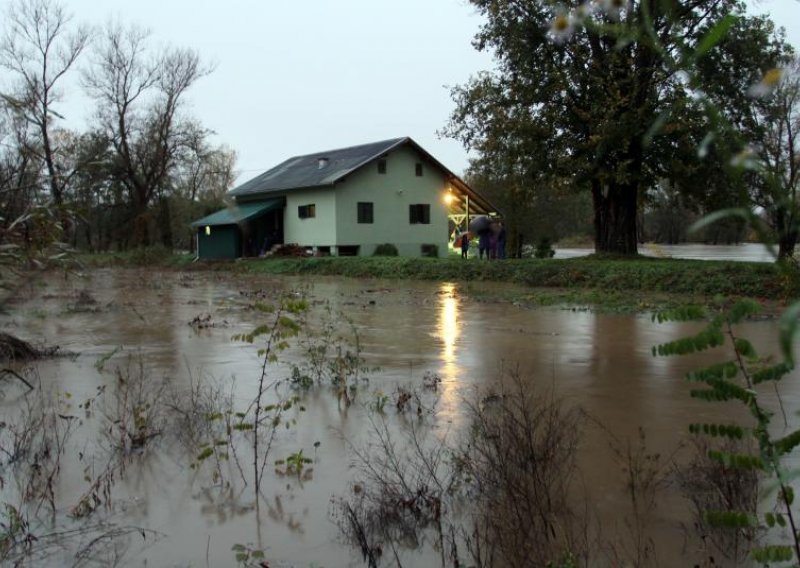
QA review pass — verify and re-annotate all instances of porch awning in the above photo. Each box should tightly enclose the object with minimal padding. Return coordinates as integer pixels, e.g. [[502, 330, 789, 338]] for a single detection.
[[191, 198, 284, 227]]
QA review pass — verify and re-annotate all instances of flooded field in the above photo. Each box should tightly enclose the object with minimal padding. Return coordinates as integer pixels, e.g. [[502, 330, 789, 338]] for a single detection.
[[1, 268, 795, 567], [556, 242, 777, 262]]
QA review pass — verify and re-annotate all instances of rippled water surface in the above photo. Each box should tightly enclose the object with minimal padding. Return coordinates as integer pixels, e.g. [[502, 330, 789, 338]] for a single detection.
[[1, 268, 794, 567]]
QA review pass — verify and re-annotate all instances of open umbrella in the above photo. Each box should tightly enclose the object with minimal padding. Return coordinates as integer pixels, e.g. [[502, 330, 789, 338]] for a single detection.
[[469, 215, 491, 234]]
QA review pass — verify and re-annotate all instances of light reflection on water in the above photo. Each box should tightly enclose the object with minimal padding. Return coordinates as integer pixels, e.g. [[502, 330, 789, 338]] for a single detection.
[[437, 283, 462, 421]]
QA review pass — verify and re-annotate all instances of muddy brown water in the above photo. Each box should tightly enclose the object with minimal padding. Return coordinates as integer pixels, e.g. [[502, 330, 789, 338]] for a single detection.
[[1, 268, 795, 567]]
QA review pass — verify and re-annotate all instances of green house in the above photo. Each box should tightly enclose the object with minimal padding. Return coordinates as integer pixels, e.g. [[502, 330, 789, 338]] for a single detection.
[[191, 137, 496, 259]]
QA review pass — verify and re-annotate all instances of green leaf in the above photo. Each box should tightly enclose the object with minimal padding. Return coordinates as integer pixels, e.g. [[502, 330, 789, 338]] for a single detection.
[[693, 14, 738, 60], [707, 450, 764, 470], [196, 447, 214, 461], [654, 325, 725, 356], [779, 300, 800, 366], [697, 132, 715, 158], [765, 512, 776, 527], [686, 361, 738, 383], [774, 429, 800, 455], [705, 509, 757, 529], [727, 299, 761, 324], [231, 544, 246, 552], [752, 545, 794, 563], [643, 108, 671, 147], [734, 338, 757, 359], [689, 423, 745, 439], [254, 302, 275, 313], [753, 361, 793, 385], [689, 208, 751, 235], [652, 305, 706, 323]]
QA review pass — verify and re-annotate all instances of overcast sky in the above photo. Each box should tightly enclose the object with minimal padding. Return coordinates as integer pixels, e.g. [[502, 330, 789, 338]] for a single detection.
[[4, 0, 800, 184]]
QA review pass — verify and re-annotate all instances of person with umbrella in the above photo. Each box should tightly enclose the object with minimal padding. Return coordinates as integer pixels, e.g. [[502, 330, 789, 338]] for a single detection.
[[469, 215, 492, 260]]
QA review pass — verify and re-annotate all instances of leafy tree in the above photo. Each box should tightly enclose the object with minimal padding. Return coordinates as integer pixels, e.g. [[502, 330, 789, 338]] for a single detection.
[[755, 61, 800, 260], [739, 60, 800, 261], [445, 0, 781, 255], [693, 15, 797, 259], [466, 169, 592, 255]]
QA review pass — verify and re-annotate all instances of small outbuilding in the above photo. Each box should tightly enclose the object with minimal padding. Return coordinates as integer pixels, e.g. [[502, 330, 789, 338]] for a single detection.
[[191, 137, 497, 259]]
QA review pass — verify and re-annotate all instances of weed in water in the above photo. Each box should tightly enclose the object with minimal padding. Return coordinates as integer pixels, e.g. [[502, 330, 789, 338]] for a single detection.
[[654, 299, 800, 564]]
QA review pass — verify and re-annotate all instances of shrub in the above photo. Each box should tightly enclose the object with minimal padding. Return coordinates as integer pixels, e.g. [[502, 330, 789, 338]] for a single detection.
[[127, 244, 171, 265], [372, 243, 398, 257], [534, 237, 556, 259]]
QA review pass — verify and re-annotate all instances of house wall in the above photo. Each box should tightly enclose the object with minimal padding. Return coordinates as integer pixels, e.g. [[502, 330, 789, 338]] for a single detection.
[[334, 145, 449, 257], [282, 188, 338, 247]]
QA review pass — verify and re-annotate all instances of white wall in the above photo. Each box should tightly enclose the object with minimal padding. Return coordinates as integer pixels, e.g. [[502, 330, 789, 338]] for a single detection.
[[334, 145, 449, 257]]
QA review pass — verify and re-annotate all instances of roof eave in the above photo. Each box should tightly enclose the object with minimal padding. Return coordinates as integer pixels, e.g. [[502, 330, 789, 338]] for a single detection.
[[231, 182, 337, 201]]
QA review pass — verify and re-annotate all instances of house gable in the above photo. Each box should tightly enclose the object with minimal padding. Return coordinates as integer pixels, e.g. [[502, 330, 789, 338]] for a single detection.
[[334, 144, 449, 257]]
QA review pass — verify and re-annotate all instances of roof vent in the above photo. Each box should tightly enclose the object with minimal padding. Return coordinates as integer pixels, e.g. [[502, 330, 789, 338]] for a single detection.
[[317, 157, 329, 169]]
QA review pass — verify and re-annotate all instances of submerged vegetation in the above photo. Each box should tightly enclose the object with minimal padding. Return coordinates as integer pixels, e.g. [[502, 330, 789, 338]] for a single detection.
[[2, 0, 800, 565], [0, 287, 379, 565]]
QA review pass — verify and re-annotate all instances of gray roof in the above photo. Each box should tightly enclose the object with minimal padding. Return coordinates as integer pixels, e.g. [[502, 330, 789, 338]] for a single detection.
[[229, 137, 408, 198]]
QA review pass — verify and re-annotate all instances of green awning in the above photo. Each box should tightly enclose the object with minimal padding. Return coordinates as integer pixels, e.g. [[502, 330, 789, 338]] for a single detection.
[[191, 199, 284, 227]]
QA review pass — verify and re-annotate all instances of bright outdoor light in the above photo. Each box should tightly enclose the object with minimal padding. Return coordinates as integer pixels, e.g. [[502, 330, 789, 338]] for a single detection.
[[205, 226, 211, 236], [443, 192, 455, 205]]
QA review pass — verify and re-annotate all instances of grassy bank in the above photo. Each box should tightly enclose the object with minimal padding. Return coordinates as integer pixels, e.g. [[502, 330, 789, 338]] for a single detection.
[[238, 256, 793, 299], [78, 250, 796, 312]]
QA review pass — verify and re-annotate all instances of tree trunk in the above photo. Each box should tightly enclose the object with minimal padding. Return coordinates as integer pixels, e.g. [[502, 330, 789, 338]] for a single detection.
[[158, 197, 173, 248], [778, 229, 798, 261], [592, 179, 639, 255]]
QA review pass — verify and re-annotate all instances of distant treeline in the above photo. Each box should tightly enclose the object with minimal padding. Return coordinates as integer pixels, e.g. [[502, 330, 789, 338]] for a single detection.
[[0, 0, 233, 253]]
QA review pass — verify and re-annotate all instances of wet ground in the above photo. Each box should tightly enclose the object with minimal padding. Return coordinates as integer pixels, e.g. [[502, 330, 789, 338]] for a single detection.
[[1, 268, 796, 566]]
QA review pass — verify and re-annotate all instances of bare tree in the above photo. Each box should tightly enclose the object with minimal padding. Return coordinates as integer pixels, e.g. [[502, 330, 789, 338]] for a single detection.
[[83, 23, 210, 246], [178, 138, 237, 204], [0, 0, 90, 208]]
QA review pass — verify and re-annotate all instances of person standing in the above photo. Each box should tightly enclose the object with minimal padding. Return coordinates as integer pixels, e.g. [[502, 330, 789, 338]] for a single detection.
[[460, 230, 470, 259], [478, 230, 490, 259]]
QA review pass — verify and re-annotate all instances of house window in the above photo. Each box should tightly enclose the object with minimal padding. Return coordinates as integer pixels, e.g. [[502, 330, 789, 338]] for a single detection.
[[298, 204, 316, 219], [415, 163, 423, 177], [409, 204, 430, 224], [357, 202, 374, 224], [377, 159, 387, 174]]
